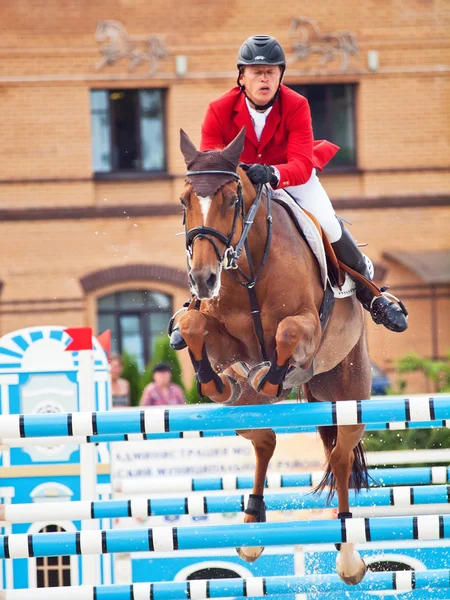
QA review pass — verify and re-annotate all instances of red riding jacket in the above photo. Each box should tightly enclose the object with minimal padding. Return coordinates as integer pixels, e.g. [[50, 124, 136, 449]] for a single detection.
[[200, 85, 339, 187]]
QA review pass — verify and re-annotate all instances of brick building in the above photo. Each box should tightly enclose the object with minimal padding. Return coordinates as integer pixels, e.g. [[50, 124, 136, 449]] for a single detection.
[[1, 1, 449, 390]]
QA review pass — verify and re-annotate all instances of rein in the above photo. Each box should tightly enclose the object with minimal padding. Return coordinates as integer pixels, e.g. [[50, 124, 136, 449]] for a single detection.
[[184, 169, 272, 361]]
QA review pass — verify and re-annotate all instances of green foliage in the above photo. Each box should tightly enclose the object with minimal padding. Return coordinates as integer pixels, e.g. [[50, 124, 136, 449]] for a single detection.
[[143, 335, 185, 392], [364, 350, 450, 452], [185, 377, 213, 404], [394, 352, 450, 392], [120, 351, 142, 407]]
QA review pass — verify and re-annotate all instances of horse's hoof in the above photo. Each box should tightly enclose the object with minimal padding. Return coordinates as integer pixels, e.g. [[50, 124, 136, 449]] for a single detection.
[[336, 551, 367, 585], [248, 362, 277, 396], [236, 546, 265, 563]]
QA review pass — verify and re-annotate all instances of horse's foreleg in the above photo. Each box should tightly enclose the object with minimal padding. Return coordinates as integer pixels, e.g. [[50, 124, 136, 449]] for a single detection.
[[251, 310, 321, 396], [235, 428, 276, 562], [179, 310, 242, 404], [331, 424, 368, 585]]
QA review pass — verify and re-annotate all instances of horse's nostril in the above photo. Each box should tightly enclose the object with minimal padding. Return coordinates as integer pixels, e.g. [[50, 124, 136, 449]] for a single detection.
[[206, 273, 217, 289]]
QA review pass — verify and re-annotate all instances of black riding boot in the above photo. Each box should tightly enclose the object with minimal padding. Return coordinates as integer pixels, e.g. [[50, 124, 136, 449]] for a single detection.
[[331, 223, 408, 333]]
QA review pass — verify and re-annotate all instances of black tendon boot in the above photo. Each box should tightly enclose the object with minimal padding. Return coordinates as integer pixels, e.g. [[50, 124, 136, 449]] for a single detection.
[[331, 222, 408, 333]]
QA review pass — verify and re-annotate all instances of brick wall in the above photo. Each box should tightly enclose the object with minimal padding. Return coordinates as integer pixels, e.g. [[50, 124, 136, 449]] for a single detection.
[[0, 1, 449, 391]]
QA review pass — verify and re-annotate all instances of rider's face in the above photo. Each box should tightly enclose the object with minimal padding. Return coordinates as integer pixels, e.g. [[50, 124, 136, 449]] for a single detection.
[[239, 65, 282, 108]]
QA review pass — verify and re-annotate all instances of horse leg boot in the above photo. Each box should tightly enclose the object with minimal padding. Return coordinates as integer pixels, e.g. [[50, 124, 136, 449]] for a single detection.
[[235, 428, 276, 562], [331, 220, 408, 333], [330, 424, 368, 585], [179, 310, 242, 404], [250, 311, 321, 396]]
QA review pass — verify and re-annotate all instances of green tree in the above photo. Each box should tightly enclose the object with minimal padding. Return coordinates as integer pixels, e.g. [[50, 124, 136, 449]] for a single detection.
[[120, 351, 141, 407], [142, 335, 185, 392], [185, 377, 213, 404]]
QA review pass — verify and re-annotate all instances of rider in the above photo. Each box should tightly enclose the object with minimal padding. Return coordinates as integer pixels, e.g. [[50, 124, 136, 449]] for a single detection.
[[170, 34, 407, 349]]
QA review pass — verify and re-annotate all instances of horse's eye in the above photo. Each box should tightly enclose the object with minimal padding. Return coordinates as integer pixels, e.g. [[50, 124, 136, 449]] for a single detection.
[[228, 196, 238, 207]]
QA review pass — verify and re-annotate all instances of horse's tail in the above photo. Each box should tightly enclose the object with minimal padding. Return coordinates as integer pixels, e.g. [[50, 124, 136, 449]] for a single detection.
[[314, 426, 370, 504]]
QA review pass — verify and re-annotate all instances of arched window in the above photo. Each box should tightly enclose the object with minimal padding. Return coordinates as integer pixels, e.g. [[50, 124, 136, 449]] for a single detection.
[[36, 525, 71, 587], [97, 290, 172, 369]]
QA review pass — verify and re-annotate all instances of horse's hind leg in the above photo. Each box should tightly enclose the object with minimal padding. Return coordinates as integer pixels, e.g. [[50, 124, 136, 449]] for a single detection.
[[250, 310, 321, 396], [179, 309, 242, 404], [307, 333, 371, 585], [234, 428, 276, 562]]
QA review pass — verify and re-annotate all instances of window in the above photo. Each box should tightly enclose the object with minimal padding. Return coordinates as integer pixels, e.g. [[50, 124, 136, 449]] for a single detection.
[[90, 89, 166, 175], [36, 525, 71, 587], [97, 290, 172, 369], [290, 84, 356, 167]]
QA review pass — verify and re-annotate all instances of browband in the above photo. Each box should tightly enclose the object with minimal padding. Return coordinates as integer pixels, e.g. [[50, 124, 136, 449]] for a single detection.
[[186, 169, 240, 180]]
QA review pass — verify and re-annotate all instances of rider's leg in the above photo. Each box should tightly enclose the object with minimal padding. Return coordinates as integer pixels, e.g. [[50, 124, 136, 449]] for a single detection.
[[285, 170, 408, 333]]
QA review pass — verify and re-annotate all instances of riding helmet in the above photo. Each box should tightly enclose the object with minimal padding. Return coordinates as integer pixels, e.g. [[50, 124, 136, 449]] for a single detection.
[[237, 35, 286, 68]]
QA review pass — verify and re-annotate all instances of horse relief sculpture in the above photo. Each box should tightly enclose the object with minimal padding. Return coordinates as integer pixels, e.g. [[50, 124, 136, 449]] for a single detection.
[[289, 17, 359, 70], [94, 20, 168, 75]]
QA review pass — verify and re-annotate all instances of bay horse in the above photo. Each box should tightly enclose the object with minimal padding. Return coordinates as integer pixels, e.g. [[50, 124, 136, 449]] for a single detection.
[[177, 128, 371, 585]]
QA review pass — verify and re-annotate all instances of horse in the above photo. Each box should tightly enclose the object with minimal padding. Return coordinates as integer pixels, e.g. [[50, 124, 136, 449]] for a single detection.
[[177, 128, 371, 585]]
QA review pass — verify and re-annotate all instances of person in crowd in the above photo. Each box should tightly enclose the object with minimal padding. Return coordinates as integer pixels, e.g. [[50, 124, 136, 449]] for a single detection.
[[140, 362, 186, 406], [110, 353, 131, 408]]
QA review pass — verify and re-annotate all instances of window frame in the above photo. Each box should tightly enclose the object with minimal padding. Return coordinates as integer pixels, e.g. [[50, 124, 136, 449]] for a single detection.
[[97, 290, 173, 368], [91, 88, 168, 180], [288, 82, 359, 173]]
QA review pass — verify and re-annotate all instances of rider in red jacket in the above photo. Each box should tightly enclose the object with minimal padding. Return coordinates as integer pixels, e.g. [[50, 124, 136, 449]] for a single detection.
[[170, 35, 407, 349]]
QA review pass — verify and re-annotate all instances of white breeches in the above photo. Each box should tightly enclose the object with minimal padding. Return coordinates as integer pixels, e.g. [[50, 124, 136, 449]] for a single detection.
[[285, 169, 342, 243]]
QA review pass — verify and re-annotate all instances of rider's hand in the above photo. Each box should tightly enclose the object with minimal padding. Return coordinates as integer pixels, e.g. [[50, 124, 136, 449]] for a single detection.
[[241, 163, 278, 187]]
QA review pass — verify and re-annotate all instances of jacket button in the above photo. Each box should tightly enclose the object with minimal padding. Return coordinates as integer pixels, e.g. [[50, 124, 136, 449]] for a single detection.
[[283, 180, 290, 185], [258, 154, 262, 158]]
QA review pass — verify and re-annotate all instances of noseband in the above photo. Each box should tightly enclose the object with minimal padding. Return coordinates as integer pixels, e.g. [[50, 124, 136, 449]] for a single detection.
[[185, 169, 265, 270]]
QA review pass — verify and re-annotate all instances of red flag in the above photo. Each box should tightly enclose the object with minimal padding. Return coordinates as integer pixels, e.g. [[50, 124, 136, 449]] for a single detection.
[[64, 327, 93, 351], [97, 330, 111, 360]]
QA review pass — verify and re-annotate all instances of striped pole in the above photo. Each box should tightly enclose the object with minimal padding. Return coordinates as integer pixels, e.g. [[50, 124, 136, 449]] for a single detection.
[[1, 485, 450, 524], [0, 569, 450, 599], [116, 465, 450, 494], [0, 514, 449, 559], [1, 418, 448, 448], [0, 396, 448, 439]]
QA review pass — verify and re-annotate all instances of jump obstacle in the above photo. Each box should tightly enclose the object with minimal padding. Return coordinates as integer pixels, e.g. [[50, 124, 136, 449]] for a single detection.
[[3, 395, 450, 596], [1, 569, 450, 600], [116, 465, 450, 494], [0, 514, 449, 559], [1, 395, 449, 438], [1, 484, 450, 523], [1, 418, 448, 448]]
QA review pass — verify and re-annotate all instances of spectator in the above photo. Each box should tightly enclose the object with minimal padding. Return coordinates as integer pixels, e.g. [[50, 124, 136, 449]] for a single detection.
[[140, 362, 185, 406], [110, 353, 131, 408]]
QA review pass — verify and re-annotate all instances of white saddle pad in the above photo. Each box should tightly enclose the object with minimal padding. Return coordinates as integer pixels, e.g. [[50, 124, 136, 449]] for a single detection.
[[270, 188, 373, 298]]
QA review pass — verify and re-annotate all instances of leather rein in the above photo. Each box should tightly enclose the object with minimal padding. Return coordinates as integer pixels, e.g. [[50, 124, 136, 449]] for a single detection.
[[184, 169, 273, 361]]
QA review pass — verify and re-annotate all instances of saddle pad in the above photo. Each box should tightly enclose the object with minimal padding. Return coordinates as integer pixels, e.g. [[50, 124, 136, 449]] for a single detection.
[[269, 188, 374, 298], [270, 188, 328, 290]]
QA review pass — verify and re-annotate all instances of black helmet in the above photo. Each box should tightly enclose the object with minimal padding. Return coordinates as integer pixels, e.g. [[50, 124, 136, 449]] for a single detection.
[[237, 35, 286, 68]]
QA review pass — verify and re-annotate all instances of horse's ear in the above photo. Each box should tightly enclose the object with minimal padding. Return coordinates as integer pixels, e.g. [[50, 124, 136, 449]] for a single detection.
[[222, 127, 246, 167], [180, 129, 198, 165]]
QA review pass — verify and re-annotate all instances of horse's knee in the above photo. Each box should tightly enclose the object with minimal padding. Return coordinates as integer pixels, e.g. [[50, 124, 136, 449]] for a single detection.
[[179, 310, 206, 341], [252, 430, 277, 457], [276, 317, 302, 350]]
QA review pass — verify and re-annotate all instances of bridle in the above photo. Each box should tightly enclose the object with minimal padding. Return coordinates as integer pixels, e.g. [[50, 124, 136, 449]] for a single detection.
[[183, 168, 273, 361]]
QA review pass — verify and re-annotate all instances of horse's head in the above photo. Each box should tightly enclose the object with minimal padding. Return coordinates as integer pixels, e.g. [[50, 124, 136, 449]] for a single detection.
[[180, 128, 246, 300]]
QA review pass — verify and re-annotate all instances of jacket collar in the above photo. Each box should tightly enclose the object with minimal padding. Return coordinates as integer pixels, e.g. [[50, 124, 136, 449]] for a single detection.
[[233, 88, 282, 152]]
